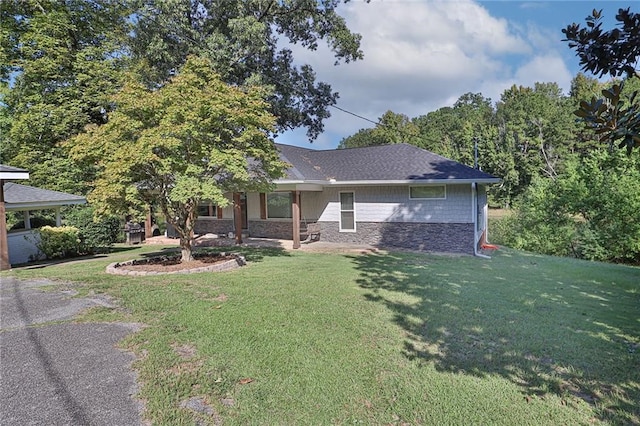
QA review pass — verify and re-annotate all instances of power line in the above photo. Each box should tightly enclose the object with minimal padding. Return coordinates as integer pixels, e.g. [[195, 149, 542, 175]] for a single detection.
[[330, 104, 381, 126]]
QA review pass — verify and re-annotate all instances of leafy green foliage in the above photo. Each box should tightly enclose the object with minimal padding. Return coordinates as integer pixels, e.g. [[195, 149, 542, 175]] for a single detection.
[[8, 212, 56, 231], [416, 93, 496, 167], [129, 0, 363, 139], [563, 8, 639, 79], [68, 56, 286, 262], [574, 82, 640, 154], [569, 151, 640, 262], [563, 8, 640, 153], [0, 0, 131, 191], [34, 226, 81, 260], [498, 177, 576, 257], [497, 151, 640, 264], [338, 111, 420, 148], [64, 207, 122, 253], [1, 0, 362, 194]]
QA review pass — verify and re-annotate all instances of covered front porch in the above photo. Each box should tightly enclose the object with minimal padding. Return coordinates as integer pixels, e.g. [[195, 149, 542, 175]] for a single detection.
[[193, 184, 324, 250]]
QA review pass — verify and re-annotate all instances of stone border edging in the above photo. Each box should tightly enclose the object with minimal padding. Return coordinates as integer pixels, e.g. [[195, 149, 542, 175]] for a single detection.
[[106, 254, 246, 276]]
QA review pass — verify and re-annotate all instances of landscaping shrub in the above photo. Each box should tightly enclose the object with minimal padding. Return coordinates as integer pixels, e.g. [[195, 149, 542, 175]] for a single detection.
[[34, 226, 81, 260], [64, 206, 122, 253], [487, 214, 515, 246]]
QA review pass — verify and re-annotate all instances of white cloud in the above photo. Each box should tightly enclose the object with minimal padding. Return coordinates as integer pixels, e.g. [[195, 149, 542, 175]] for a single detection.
[[276, 0, 576, 148], [515, 54, 573, 88]]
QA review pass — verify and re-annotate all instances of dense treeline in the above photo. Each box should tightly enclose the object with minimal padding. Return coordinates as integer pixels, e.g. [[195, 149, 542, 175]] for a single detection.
[[340, 76, 640, 207], [339, 76, 640, 264]]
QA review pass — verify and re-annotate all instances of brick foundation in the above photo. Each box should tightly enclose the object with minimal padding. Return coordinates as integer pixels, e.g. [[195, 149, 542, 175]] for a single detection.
[[195, 219, 475, 254], [248, 220, 293, 239], [318, 222, 474, 254], [195, 219, 234, 235]]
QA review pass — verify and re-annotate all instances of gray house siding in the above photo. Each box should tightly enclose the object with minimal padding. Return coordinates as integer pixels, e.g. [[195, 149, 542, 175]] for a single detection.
[[315, 185, 472, 224]]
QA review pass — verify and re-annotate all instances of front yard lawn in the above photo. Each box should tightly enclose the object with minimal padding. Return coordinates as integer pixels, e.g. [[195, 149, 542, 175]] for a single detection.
[[5, 246, 639, 425]]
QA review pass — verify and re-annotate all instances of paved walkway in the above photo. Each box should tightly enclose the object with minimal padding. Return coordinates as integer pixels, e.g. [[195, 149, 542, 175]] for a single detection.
[[0, 277, 143, 425]]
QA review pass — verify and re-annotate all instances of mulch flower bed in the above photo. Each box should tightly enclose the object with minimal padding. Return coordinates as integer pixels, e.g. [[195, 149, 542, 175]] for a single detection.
[[107, 252, 246, 275]]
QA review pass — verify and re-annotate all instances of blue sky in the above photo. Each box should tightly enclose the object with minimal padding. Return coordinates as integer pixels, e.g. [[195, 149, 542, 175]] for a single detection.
[[276, 0, 634, 150]]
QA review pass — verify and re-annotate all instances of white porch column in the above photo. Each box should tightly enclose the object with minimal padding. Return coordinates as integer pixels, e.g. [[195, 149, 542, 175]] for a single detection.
[[292, 191, 300, 249], [23, 210, 30, 229], [55, 208, 62, 226]]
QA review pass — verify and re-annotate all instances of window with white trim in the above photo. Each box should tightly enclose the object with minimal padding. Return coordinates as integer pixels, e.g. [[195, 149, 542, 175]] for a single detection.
[[197, 202, 217, 217], [409, 185, 446, 200], [339, 191, 355, 231], [267, 192, 292, 219]]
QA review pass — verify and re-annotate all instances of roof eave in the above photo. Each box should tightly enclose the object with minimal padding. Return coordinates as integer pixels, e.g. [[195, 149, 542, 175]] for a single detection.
[[0, 172, 29, 180], [276, 178, 501, 186], [5, 199, 86, 210]]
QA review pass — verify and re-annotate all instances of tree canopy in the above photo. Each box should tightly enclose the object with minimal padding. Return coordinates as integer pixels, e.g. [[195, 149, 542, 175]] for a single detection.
[[338, 111, 420, 149], [563, 8, 640, 153], [0, 0, 131, 191], [0, 0, 363, 193], [68, 57, 286, 262], [129, 0, 363, 140]]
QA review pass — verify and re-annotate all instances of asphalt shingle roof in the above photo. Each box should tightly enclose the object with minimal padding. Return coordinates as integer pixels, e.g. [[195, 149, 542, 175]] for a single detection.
[[3, 182, 86, 206], [276, 143, 499, 182], [0, 164, 28, 173]]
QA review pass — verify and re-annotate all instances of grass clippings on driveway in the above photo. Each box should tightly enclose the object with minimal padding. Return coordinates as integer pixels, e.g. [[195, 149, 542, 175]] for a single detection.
[[4, 245, 639, 425]]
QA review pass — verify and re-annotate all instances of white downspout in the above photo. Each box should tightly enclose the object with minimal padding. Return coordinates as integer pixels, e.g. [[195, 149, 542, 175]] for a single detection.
[[472, 182, 491, 259]]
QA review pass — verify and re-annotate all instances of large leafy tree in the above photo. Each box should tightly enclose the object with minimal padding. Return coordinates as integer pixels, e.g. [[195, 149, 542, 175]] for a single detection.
[[129, 0, 364, 139], [338, 111, 420, 149], [495, 83, 575, 193], [68, 57, 286, 262], [563, 8, 640, 153], [415, 93, 495, 167], [0, 0, 131, 192], [1, 0, 363, 194]]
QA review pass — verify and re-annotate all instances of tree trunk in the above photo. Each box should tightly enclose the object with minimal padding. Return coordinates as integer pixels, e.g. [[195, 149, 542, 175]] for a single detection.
[[180, 237, 193, 262]]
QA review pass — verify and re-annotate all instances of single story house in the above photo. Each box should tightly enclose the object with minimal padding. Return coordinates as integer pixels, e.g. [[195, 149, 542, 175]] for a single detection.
[[193, 143, 500, 255], [0, 172, 86, 268]]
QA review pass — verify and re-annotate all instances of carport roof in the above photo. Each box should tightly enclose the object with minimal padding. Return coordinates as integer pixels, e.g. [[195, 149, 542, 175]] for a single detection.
[[3, 182, 86, 210], [0, 164, 29, 180]]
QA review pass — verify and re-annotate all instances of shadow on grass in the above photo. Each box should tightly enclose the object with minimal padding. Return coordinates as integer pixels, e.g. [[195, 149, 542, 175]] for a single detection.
[[13, 246, 139, 270], [349, 249, 640, 424]]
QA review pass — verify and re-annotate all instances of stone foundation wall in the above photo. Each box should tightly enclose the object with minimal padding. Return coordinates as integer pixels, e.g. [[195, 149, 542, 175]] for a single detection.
[[195, 219, 235, 236], [248, 220, 293, 240], [318, 222, 474, 254], [195, 218, 475, 254]]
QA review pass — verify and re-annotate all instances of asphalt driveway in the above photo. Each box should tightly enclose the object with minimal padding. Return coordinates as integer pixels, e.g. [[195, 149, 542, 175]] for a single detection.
[[0, 277, 143, 425]]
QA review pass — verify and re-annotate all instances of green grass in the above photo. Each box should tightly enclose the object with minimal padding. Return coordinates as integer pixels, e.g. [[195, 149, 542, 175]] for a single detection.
[[3, 245, 639, 425]]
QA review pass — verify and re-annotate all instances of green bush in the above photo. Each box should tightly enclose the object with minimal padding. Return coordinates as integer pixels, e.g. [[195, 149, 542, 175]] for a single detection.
[[495, 151, 640, 264], [35, 226, 81, 260], [488, 214, 516, 246], [64, 207, 122, 253]]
